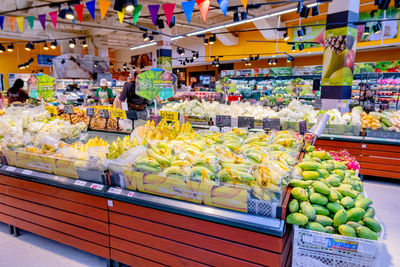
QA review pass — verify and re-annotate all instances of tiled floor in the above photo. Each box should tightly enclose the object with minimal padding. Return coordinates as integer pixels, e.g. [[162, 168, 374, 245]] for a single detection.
[[0, 179, 398, 267]]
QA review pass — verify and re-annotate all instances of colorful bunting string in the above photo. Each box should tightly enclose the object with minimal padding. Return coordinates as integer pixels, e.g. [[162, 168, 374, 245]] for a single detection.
[[99, 0, 111, 20], [8, 17, 16, 31], [162, 3, 176, 26], [182, 0, 196, 25], [16, 16, 24, 32], [38, 14, 46, 31], [74, 4, 84, 23], [148, 5, 160, 26], [86, 0, 96, 20], [133, 5, 142, 25], [27, 16, 35, 29], [49, 11, 58, 29]]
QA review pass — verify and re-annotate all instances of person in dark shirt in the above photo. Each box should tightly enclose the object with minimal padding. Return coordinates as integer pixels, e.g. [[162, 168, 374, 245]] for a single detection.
[[120, 74, 151, 111], [7, 78, 29, 105]]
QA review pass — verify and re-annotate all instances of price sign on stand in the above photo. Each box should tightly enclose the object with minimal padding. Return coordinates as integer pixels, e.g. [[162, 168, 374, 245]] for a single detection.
[[238, 116, 255, 129], [160, 111, 179, 122], [299, 120, 307, 135], [45, 106, 57, 115], [86, 108, 95, 128], [216, 115, 232, 127], [64, 105, 74, 114], [110, 109, 127, 119], [99, 109, 110, 130], [263, 118, 281, 131]]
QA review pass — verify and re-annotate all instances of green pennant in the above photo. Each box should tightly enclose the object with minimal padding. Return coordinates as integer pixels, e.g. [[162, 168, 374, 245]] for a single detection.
[[133, 5, 142, 25], [27, 16, 35, 29]]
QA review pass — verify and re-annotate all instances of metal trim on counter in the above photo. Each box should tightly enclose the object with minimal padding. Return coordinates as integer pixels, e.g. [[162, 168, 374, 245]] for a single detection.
[[0, 165, 286, 237], [319, 134, 400, 146]]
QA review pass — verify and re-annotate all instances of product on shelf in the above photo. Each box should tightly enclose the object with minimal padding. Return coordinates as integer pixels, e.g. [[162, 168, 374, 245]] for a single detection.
[[286, 147, 381, 240], [135, 120, 194, 141]]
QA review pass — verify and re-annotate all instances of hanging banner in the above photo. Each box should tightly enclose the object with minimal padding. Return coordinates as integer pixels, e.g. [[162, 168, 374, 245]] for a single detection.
[[133, 5, 142, 25], [27, 16, 35, 29], [182, 0, 196, 24], [16, 17, 23, 32], [99, 0, 111, 20], [38, 14, 46, 30], [117, 9, 125, 24], [162, 3, 175, 26], [136, 68, 177, 101], [217, 0, 229, 16], [74, 4, 84, 22], [34, 74, 56, 100], [49, 11, 58, 28], [86, 0, 96, 20], [0, 16, 4, 30], [196, 0, 210, 22], [8, 17, 16, 31], [148, 5, 160, 25]]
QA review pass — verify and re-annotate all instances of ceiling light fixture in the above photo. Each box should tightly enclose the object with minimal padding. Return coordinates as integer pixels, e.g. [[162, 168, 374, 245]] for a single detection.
[[0, 44, 5, 53], [209, 35, 216, 44], [273, 59, 277, 65], [25, 42, 34, 51], [300, 5, 310, 18], [204, 38, 209, 45], [283, 31, 289, 41], [291, 44, 296, 52], [268, 59, 273, 65], [312, 5, 320, 16], [94, 61, 98, 67], [69, 39, 76, 48], [143, 33, 149, 42], [50, 40, 57, 49], [65, 7, 75, 20], [372, 22, 382, 34], [7, 44, 14, 52], [363, 26, 370, 35], [298, 43, 305, 51], [125, 0, 135, 12], [43, 43, 49, 50], [287, 55, 294, 62], [82, 40, 88, 48]]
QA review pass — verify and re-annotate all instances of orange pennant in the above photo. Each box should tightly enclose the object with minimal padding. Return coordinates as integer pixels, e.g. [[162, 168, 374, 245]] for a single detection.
[[99, 0, 111, 20], [240, 0, 248, 9], [8, 17, 16, 31], [196, 0, 210, 22]]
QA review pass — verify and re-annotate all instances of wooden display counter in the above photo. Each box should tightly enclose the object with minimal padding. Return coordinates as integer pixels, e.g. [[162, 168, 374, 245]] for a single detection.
[[315, 137, 400, 180], [0, 168, 292, 267]]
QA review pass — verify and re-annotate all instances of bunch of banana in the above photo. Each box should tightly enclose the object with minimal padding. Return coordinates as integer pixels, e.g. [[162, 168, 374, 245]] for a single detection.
[[244, 132, 269, 146], [138, 120, 194, 141], [146, 142, 174, 167], [134, 155, 161, 173], [72, 137, 108, 153], [106, 136, 138, 160], [217, 167, 255, 184], [189, 165, 216, 181]]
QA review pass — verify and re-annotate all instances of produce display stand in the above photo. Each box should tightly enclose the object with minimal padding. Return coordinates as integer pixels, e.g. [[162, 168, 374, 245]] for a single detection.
[[315, 134, 400, 180], [0, 165, 293, 267]]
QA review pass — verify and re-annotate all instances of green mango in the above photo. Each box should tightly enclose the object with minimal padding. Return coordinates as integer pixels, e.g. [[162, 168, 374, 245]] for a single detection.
[[300, 201, 316, 220], [316, 168, 329, 178], [315, 215, 333, 227], [312, 181, 330, 195], [356, 226, 378, 240], [341, 196, 355, 209], [312, 204, 330, 216], [364, 207, 376, 218], [334, 161, 347, 170], [289, 199, 299, 213], [302, 171, 320, 180], [325, 226, 336, 234], [309, 192, 329, 206], [355, 198, 373, 210], [346, 221, 363, 229], [306, 222, 326, 233], [363, 217, 382, 233], [333, 209, 348, 228], [326, 175, 341, 187], [337, 187, 358, 199], [291, 187, 309, 201], [286, 213, 308, 226], [327, 202, 344, 214], [328, 189, 339, 202], [289, 179, 313, 189], [297, 162, 321, 171], [339, 224, 357, 237], [333, 169, 345, 179], [347, 208, 366, 222]]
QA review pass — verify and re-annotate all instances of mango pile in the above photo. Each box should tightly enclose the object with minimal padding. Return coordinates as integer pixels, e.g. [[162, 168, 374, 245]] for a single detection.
[[286, 147, 381, 240]]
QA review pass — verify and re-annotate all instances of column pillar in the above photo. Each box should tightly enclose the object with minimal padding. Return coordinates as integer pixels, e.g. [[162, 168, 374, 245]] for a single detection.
[[321, 0, 360, 112], [156, 33, 172, 71]]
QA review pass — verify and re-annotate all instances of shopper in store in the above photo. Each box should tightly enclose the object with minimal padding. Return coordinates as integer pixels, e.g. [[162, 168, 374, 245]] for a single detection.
[[120, 73, 151, 111], [95, 78, 114, 105], [7, 78, 29, 105]]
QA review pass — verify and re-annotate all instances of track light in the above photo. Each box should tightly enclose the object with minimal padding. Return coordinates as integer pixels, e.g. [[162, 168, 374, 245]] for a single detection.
[[363, 26, 370, 35], [254, 54, 259, 60], [291, 44, 296, 52], [268, 59, 273, 65], [287, 55, 294, 62], [156, 18, 165, 29], [169, 16, 176, 28], [65, 7, 74, 20], [110, 62, 114, 67], [272, 59, 277, 65], [312, 5, 320, 16], [192, 51, 199, 59], [149, 35, 154, 41], [297, 0, 303, 13], [377, 0, 391, 10], [395, 0, 400, 8], [61, 59, 65, 64], [185, 58, 190, 63], [143, 33, 149, 41], [297, 27, 306, 38], [25, 42, 34, 51], [125, 0, 134, 12], [82, 40, 88, 48], [372, 22, 382, 34], [50, 41, 57, 49], [190, 58, 194, 63], [241, 12, 247, 20], [7, 44, 14, 52], [300, 6, 310, 18], [204, 38, 209, 45], [215, 59, 220, 67], [43, 43, 49, 50], [94, 61, 98, 68], [0, 44, 5, 53], [283, 32, 289, 41], [177, 47, 185, 56], [209, 35, 216, 44], [69, 39, 76, 48], [233, 12, 240, 22], [298, 43, 305, 51]]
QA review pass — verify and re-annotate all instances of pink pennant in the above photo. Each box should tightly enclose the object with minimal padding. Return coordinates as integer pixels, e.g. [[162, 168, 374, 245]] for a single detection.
[[49, 11, 58, 28], [162, 3, 175, 26], [196, 0, 210, 22], [74, 4, 84, 22]]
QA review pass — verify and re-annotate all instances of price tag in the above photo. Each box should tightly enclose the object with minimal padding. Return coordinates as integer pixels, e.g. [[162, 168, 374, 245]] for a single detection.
[[299, 120, 307, 135], [127, 191, 135, 197], [86, 108, 95, 117], [74, 180, 87, 186], [108, 187, 122, 195], [45, 106, 58, 115], [263, 118, 280, 130], [90, 183, 104, 190], [64, 105, 74, 114], [216, 115, 231, 127], [238, 116, 255, 129], [6, 166, 16, 172], [22, 169, 33, 176], [110, 108, 127, 119], [160, 111, 179, 122], [99, 109, 110, 119]]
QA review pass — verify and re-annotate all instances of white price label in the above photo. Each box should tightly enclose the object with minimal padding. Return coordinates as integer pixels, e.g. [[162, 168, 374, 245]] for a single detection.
[[127, 191, 135, 197], [6, 166, 16, 172], [362, 144, 367, 148], [74, 180, 87, 187], [108, 188, 122, 195], [22, 170, 33, 176], [90, 183, 104, 190]]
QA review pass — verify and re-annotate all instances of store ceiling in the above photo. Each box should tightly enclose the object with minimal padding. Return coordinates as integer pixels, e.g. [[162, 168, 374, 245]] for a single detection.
[[0, 0, 317, 50]]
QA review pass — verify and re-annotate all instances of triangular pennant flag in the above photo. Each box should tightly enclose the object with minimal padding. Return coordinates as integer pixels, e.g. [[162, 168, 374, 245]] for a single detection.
[[16, 17, 23, 32], [148, 5, 160, 26], [133, 5, 142, 25], [74, 4, 84, 22], [86, 0, 96, 20], [117, 10, 125, 24], [49, 11, 58, 28], [0, 16, 4, 30], [217, 0, 229, 16], [99, 0, 111, 20], [38, 14, 46, 30], [162, 3, 175, 26], [8, 17, 16, 31], [196, 0, 210, 22], [182, 0, 196, 24], [240, 0, 248, 9], [27, 16, 35, 29]]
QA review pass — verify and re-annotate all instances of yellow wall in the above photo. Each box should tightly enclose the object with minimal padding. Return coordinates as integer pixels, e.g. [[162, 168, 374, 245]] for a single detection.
[[0, 39, 61, 90]]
